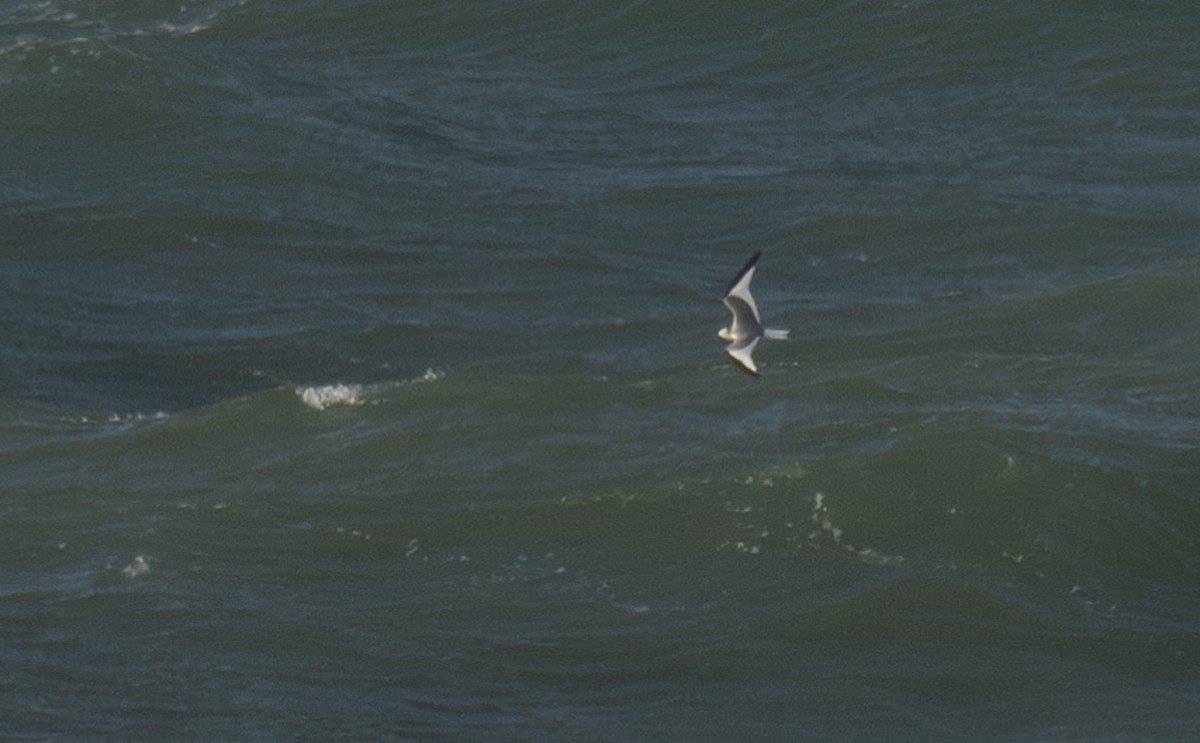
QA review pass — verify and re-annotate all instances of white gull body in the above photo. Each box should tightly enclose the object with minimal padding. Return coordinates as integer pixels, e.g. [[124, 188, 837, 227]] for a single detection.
[[718, 251, 789, 375]]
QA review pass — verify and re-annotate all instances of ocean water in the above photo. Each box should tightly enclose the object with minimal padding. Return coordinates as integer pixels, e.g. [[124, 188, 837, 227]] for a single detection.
[[3, 0, 1200, 739]]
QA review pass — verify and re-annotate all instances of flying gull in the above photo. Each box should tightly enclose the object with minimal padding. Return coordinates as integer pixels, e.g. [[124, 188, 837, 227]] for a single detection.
[[718, 251, 789, 375]]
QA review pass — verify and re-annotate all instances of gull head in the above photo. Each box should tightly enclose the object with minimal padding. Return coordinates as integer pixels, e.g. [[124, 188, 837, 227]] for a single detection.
[[717, 327, 733, 341]]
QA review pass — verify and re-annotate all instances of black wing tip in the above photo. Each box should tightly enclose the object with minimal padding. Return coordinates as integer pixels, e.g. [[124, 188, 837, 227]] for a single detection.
[[724, 250, 764, 297]]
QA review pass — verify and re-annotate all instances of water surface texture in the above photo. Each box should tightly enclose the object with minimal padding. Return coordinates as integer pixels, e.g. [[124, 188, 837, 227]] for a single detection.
[[3, 1, 1200, 740]]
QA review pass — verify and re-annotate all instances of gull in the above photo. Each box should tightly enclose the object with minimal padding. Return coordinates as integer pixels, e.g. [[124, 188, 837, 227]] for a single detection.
[[718, 251, 789, 375]]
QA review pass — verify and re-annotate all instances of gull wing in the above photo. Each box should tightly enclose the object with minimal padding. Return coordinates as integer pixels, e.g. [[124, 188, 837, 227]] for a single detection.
[[723, 251, 763, 340], [723, 250, 763, 325], [722, 294, 763, 340], [725, 336, 761, 375]]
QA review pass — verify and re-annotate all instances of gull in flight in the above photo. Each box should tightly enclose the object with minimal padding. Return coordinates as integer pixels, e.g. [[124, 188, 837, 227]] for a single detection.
[[718, 251, 789, 375]]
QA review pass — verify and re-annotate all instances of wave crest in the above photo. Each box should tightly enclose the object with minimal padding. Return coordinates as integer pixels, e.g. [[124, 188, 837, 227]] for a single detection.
[[296, 383, 364, 411]]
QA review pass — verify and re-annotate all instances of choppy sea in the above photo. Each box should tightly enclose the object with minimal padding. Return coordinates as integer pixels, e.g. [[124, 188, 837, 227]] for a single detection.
[[3, 1, 1200, 740]]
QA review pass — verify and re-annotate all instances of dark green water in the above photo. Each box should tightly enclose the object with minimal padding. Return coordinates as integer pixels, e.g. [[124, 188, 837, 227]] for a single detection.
[[3, 1, 1200, 739]]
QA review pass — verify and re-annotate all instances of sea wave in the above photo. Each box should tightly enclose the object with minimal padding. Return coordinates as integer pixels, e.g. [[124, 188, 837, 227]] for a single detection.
[[4, 0, 1200, 737], [295, 368, 444, 410], [296, 383, 364, 411]]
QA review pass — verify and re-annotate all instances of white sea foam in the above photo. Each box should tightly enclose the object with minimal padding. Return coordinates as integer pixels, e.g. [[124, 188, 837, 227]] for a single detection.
[[297, 383, 364, 411], [74, 411, 169, 426], [294, 369, 443, 410], [121, 555, 150, 579]]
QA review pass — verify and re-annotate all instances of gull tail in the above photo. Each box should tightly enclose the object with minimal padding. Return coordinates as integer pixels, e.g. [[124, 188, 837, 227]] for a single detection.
[[764, 328, 790, 340]]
